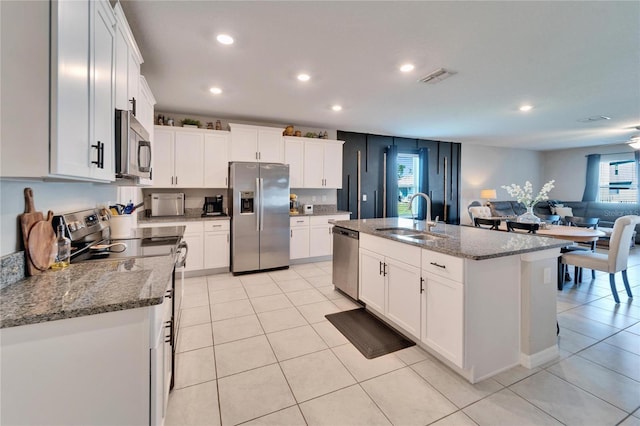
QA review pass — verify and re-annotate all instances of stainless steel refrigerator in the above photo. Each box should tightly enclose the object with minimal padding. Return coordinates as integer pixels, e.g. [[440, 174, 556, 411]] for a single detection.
[[229, 162, 290, 274]]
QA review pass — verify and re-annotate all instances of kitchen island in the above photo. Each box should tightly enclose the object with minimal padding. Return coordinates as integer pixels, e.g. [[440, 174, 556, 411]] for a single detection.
[[332, 218, 570, 383], [0, 226, 185, 425]]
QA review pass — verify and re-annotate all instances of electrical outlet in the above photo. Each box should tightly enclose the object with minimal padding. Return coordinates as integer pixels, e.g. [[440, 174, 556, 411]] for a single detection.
[[362, 194, 367, 201]]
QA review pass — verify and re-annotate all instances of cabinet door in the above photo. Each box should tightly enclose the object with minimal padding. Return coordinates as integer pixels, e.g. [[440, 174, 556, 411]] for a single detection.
[[114, 23, 129, 110], [174, 131, 204, 187], [257, 128, 284, 163], [309, 225, 331, 257], [323, 141, 343, 188], [303, 141, 325, 188], [204, 132, 229, 187], [152, 129, 175, 187], [230, 126, 258, 162], [89, 0, 115, 181], [284, 138, 304, 188], [386, 258, 421, 338], [127, 49, 140, 114], [290, 226, 310, 259], [422, 273, 464, 367], [51, 0, 91, 179], [359, 249, 385, 313], [204, 232, 229, 269], [183, 233, 203, 271]]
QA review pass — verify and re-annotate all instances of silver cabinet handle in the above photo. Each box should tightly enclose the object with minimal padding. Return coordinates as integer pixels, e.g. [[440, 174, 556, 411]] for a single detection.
[[420, 277, 425, 293], [259, 178, 264, 231], [430, 261, 446, 269]]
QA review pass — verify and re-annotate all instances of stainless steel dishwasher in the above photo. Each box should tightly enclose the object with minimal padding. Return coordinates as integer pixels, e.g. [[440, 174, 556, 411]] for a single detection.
[[332, 226, 359, 300]]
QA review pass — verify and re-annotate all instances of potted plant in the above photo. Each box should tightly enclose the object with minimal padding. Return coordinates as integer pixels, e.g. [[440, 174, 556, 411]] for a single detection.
[[181, 118, 201, 128]]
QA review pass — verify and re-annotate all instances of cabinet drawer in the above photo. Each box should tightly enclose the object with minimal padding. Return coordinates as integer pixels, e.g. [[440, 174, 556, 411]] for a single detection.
[[421, 250, 464, 282], [290, 216, 309, 227], [310, 214, 349, 226], [204, 220, 230, 232], [360, 234, 421, 267], [138, 221, 203, 234]]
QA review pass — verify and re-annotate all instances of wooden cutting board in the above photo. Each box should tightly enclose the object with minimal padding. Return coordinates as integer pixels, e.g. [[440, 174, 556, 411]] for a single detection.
[[19, 188, 45, 276], [28, 211, 56, 271]]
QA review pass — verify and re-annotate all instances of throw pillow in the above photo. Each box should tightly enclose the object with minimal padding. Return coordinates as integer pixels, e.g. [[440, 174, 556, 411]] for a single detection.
[[554, 206, 573, 217], [550, 204, 564, 214]]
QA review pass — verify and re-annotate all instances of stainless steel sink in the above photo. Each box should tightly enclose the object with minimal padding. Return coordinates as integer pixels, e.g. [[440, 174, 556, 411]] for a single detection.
[[375, 227, 448, 241]]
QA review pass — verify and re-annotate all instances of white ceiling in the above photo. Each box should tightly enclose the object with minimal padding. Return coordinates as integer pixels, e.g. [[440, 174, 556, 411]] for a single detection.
[[119, 1, 640, 151]]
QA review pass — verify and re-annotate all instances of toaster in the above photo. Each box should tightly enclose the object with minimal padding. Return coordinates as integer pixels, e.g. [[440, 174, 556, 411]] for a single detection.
[[151, 193, 185, 216]]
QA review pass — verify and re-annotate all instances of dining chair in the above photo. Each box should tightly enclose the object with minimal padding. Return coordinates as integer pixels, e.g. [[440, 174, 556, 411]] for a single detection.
[[561, 215, 640, 303], [538, 214, 561, 225], [474, 217, 501, 230], [506, 221, 539, 233], [564, 216, 600, 281]]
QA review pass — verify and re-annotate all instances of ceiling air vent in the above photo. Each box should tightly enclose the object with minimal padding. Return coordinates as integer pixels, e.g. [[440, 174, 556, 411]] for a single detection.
[[577, 115, 611, 123], [418, 68, 456, 84]]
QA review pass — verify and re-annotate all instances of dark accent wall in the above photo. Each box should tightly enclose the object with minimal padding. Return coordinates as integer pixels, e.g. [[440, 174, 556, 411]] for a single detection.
[[338, 130, 461, 224]]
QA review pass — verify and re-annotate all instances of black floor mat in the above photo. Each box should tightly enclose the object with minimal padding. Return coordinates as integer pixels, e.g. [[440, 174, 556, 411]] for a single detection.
[[325, 308, 415, 359]]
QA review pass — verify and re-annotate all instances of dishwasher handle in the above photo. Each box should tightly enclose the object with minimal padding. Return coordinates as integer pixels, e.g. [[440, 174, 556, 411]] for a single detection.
[[333, 227, 359, 240]]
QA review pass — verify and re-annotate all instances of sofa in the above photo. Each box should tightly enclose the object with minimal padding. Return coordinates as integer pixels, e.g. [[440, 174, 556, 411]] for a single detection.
[[533, 200, 640, 245], [485, 200, 640, 245]]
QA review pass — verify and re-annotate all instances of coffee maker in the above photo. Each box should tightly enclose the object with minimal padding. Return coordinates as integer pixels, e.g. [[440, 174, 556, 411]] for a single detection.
[[202, 195, 224, 216]]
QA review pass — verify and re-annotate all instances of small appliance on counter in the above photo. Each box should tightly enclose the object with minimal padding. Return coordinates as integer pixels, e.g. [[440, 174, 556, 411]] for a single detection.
[[151, 193, 185, 217], [289, 194, 299, 214], [202, 195, 225, 216], [303, 204, 314, 215]]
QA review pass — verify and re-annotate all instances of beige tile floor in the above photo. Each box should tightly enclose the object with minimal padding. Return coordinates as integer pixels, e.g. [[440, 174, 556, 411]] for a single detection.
[[166, 250, 640, 426]]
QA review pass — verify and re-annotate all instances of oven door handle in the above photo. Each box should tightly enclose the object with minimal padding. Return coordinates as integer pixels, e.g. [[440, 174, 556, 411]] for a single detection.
[[175, 240, 188, 268]]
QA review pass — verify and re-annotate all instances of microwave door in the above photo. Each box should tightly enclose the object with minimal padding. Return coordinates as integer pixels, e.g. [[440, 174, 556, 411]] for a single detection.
[[138, 140, 151, 172]]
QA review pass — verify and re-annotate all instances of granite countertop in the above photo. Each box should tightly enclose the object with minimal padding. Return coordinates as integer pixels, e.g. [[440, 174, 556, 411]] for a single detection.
[[0, 226, 184, 329], [139, 211, 230, 223], [332, 218, 571, 260], [290, 210, 351, 217]]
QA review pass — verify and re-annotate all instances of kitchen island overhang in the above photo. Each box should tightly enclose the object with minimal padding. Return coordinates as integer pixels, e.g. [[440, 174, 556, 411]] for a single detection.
[[332, 218, 569, 383]]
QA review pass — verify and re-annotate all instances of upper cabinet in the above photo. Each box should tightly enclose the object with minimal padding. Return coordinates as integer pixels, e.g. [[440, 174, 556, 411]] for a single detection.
[[229, 123, 284, 163], [153, 126, 229, 188], [284, 137, 304, 188], [49, 0, 116, 182], [303, 139, 344, 189], [113, 2, 143, 115], [137, 76, 156, 136]]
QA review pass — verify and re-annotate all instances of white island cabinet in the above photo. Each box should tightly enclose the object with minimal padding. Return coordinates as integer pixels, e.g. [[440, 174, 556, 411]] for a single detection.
[[347, 218, 564, 384]]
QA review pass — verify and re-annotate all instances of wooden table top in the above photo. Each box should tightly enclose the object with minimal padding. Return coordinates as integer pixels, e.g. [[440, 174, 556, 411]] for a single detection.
[[536, 225, 605, 243]]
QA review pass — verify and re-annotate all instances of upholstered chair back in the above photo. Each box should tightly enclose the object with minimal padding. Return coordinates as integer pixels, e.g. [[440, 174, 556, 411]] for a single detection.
[[609, 215, 640, 273], [469, 206, 492, 221]]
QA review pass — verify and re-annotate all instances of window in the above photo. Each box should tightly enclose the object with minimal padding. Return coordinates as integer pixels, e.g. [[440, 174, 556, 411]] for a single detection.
[[397, 153, 420, 217], [598, 153, 638, 203]]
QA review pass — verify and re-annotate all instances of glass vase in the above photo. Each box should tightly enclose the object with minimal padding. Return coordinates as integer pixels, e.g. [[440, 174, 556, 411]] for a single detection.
[[517, 206, 541, 224]]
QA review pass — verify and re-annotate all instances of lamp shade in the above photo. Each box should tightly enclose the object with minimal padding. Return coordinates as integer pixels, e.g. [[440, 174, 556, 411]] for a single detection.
[[480, 189, 497, 199]]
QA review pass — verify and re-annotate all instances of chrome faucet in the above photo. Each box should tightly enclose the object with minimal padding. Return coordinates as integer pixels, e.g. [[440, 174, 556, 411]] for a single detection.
[[408, 192, 437, 230]]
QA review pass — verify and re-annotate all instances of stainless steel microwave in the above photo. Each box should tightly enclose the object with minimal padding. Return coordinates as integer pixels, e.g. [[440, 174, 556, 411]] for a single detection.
[[115, 109, 151, 181]]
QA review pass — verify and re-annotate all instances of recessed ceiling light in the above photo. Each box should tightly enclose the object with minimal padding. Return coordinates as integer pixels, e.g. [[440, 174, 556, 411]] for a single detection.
[[297, 73, 310, 82], [400, 64, 415, 73], [209, 87, 222, 95], [216, 34, 234, 45], [331, 105, 342, 112], [519, 105, 533, 112]]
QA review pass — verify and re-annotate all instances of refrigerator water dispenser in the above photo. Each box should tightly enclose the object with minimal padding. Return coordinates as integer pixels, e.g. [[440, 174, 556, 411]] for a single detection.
[[240, 191, 255, 214]]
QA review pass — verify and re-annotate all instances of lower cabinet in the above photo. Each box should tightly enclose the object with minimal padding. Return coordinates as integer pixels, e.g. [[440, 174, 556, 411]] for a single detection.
[[139, 220, 230, 272], [358, 234, 422, 339], [290, 216, 310, 259], [421, 272, 464, 367], [204, 221, 230, 269]]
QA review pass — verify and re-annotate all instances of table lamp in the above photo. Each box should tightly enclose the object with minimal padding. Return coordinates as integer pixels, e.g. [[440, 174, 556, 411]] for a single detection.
[[480, 189, 497, 205]]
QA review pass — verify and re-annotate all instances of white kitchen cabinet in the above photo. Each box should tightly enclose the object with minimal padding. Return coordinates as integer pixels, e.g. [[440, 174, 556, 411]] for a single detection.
[[137, 76, 156, 136], [290, 217, 310, 259], [204, 221, 230, 269], [308, 214, 350, 257], [359, 233, 422, 339], [152, 127, 205, 187], [229, 123, 284, 163], [204, 132, 230, 188], [49, 0, 116, 182], [422, 272, 464, 367], [113, 2, 143, 114], [359, 248, 386, 313], [284, 137, 304, 188], [139, 221, 205, 272], [303, 139, 344, 188]]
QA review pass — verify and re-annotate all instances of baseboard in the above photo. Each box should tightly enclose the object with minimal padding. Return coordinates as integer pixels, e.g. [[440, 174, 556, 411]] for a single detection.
[[520, 345, 559, 368]]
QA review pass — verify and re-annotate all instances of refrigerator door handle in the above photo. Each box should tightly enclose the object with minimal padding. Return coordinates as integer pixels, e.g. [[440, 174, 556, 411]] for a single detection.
[[259, 178, 265, 231], [256, 178, 260, 232]]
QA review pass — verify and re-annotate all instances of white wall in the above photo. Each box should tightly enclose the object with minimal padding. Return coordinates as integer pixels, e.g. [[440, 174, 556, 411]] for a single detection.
[[1, 180, 117, 256], [460, 144, 545, 225], [542, 143, 636, 200]]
